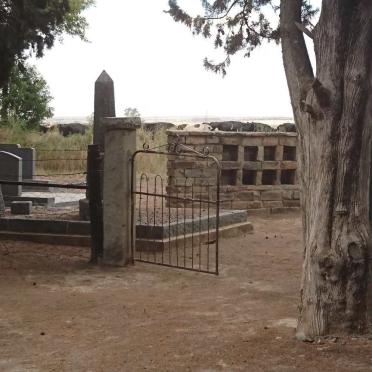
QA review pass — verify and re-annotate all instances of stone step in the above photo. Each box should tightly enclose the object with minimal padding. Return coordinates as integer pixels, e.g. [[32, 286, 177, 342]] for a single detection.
[[0, 231, 91, 246], [136, 209, 248, 239], [136, 220, 253, 252], [0, 220, 253, 249], [0, 218, 90, 235]]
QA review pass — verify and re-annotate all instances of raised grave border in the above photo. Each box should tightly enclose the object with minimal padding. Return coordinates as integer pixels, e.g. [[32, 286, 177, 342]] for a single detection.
[[0, 209, 253, 247]]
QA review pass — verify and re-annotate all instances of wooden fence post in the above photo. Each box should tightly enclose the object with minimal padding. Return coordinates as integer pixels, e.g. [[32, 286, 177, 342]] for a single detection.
[[87, 144, 104, 263]]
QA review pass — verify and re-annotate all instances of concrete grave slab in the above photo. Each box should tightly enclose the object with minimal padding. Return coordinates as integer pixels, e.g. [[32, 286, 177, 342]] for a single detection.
[[4, 192, 85, 207]]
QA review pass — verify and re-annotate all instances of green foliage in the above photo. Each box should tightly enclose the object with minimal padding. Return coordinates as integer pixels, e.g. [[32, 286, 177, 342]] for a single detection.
[[0, 64, 53, 128], [124, 107, 141, 118], [0, 0, 94, 88], [86, 113, 94, 126], [167, 0, 317, 75]]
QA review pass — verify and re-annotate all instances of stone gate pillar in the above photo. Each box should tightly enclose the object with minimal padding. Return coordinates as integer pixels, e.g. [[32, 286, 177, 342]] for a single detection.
[[102, 117, 141, 266]]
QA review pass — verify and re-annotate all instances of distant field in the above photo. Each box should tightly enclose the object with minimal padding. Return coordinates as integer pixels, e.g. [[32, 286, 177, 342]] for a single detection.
[[2, 116, 294, 178], [0, 125, 167, 177], [44, 116, 295, 128]]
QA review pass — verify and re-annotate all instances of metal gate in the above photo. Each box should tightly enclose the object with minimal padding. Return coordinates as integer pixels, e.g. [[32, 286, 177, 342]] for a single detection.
[[131, 139, 221, 275]]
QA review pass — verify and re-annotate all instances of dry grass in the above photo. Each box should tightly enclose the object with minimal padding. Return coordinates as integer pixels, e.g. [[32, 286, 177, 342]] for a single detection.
[[34, 130, 91, 175], [0, 124, 168, 177], [0, 124, 91, 176], [136, 126, 168, 177]]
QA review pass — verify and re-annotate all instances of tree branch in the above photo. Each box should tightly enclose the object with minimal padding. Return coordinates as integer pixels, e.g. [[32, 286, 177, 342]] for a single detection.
[[295, 21, 314, 39], [202, 0, 240, 20], [280, 0, 314, 114]]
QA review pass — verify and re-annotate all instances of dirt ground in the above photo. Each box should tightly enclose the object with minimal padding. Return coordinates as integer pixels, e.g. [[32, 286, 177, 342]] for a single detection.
[[0, 213, 371, 372]]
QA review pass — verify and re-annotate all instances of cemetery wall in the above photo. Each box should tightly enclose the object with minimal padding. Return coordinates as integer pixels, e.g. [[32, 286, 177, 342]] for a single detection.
[[167, 130, 300, 212]]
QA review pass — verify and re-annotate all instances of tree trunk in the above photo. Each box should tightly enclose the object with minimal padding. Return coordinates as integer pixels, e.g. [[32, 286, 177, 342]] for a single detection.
[[281, 0, 372, 338], [1, 84, 9, 121], [0, 53, 15, 92]]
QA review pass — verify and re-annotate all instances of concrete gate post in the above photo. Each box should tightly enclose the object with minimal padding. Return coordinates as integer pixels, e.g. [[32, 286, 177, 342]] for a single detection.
[[102, 117, 141, 266], [94, 70, 116, 148], [80, 70, 116, 221]]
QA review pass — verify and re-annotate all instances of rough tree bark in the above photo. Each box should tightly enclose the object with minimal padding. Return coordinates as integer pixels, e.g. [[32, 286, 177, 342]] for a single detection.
[[0, 84, 9, 121], [281, 0, 372, 338], [0, 61, 13, 91]]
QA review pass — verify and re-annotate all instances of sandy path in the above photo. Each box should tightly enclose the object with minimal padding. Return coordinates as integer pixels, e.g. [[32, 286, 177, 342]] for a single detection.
[[0, 213, 371, 371]]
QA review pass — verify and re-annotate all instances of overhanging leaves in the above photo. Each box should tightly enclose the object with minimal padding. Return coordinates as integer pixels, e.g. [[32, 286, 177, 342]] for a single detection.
[[166, 0, 317, 75]]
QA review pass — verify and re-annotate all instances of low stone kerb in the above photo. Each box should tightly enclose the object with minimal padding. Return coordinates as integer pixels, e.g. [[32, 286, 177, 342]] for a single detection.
[[167, 130, 298, 138]]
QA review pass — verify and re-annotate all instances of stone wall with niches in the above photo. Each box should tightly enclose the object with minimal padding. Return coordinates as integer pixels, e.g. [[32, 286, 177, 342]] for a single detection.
[[167, 130, 300, 212]]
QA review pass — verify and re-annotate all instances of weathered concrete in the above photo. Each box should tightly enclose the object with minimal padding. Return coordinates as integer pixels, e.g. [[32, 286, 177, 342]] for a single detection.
[[94, 71, 116, 147], [0, 217, 91, 246], [79, 198, 90, 220], [10, 201, 32, 215], [80, 71, 115, 225], [0, 151, 22, 196], [4, 192, 84, 207], [103, 117, 140, 266], [167, 131, 300, 212], [0, 218, 90, 235], [0, 210, 253, 247], [137, 210, 248, 239], [136, 220, 254, 253]]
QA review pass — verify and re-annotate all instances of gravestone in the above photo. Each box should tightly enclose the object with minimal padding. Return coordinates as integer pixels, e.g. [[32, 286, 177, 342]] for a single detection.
[[0, 145, 36, 180], [16, 148, 35, 179], [0, 144, 21, 151], [0, 151, 22, 196]]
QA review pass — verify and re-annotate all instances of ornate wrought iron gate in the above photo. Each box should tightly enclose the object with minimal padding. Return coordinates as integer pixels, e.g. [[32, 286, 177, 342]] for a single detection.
[[131, 139, 221, 275]]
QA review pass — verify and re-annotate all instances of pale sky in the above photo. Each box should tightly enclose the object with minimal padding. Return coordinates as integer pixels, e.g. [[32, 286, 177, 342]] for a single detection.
[[32, 0, 320, 119]]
